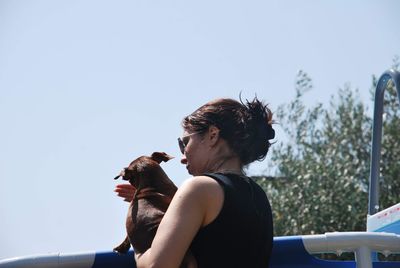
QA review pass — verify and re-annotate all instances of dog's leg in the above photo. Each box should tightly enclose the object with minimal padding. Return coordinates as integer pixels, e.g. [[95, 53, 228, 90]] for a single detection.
[[113, 236, 131, 254]]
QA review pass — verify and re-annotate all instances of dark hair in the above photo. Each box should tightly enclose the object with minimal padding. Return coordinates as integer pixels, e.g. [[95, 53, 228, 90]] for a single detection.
[[182, 97, 275, 166]]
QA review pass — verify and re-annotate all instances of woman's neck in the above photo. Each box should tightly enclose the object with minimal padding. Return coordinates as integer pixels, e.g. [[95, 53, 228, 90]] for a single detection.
[[204, 136, 243, 175], [208, 156, 243, 175]]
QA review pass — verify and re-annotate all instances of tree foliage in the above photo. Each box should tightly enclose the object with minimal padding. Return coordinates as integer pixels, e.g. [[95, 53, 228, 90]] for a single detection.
[[254, 60, 400, 237]]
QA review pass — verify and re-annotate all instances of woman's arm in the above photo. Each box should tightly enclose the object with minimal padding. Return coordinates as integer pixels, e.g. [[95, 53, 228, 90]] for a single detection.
[[135, 176, 224, 268]]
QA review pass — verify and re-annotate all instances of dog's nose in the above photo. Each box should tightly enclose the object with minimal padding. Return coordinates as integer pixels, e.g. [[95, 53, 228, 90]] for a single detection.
[[114, 169, 126, 180]]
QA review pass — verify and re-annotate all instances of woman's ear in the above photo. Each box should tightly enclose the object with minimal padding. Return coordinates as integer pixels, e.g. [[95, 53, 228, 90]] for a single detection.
[[208, 125, 220, 146]]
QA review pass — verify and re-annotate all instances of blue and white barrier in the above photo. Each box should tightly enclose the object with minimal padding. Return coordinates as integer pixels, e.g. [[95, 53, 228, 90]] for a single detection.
[[1, 232, 400, 268], [368, 203, 400, 235], [0, 251, 135, 268]]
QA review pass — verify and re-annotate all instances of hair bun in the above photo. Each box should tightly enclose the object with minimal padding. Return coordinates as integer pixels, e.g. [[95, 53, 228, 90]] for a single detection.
[[243, 96, 275, 141], [266, 124, 275, 140]]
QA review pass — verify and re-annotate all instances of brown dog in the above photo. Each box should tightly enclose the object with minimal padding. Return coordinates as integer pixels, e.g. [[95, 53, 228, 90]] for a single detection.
[[113, 152, 197, 268]]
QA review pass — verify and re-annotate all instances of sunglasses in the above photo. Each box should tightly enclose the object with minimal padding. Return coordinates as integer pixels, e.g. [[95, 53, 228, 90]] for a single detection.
[[177, 132, 202, 154]]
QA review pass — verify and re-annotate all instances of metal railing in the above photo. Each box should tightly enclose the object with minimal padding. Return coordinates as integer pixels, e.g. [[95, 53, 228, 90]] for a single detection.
[[368, 69, 400, 215], [302, 232, 400, 268]]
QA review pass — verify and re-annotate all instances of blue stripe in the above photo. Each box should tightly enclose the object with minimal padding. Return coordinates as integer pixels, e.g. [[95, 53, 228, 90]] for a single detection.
[[374, 221, 400, 235], [92, 250, 136, 268], [270, 236, 355, 268]]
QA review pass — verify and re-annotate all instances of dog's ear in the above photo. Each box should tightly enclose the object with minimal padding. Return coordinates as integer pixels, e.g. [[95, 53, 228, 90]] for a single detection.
[[151, 152, 174, 164]]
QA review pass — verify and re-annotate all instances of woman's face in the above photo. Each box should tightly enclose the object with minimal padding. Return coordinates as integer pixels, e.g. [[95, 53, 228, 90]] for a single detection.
[[180, 130, 210, 176]]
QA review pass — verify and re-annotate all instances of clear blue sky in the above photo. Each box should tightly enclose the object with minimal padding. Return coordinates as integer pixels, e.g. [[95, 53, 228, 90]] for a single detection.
[[0, 0, 399, 259]]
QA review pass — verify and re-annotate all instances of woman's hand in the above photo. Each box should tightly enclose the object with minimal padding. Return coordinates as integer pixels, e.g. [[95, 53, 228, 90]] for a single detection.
[[114, 183, 136, 202]]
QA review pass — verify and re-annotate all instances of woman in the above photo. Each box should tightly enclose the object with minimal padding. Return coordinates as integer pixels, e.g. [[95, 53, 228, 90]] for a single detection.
[[115, 97, 274, 268]]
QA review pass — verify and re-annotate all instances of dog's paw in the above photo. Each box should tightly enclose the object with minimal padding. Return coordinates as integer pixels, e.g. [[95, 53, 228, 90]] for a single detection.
[[113, 243, 131, 255], [114, 237, 131, 255], [113, 247, 128, 255]]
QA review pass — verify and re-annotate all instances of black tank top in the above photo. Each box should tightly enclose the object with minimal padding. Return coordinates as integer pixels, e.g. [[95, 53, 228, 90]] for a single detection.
[[191, 173, 273, 268]]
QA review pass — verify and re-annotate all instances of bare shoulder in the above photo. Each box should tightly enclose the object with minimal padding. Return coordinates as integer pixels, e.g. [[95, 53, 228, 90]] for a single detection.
[[179, 175, 223, 196], [177, 175, 224, 226]]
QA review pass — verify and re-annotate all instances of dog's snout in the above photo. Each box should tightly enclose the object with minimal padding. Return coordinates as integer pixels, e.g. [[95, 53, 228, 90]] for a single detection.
[[113, 168, 127, 180]]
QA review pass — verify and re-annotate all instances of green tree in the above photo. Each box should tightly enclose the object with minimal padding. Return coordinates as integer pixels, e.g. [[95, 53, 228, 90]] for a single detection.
[[254, 59, 400, 237]]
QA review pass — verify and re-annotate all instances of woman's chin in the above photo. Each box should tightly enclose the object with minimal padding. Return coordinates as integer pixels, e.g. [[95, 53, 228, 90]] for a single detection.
[[187, 166, 202, 176], [186, 165, 193, 175]]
